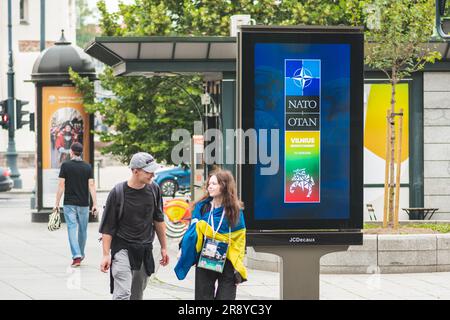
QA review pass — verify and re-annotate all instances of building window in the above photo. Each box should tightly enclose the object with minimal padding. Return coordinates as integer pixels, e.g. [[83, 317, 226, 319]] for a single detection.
[[20, 0, 29, 23]]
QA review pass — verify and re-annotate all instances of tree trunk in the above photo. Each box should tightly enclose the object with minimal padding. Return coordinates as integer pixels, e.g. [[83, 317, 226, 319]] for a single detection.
[[388, 72, 397, 228]]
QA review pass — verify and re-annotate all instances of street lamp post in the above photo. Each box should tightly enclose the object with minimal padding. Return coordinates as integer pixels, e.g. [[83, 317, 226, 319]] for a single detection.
[[40, 0, 45, 51], [6, 0, 22, 188]]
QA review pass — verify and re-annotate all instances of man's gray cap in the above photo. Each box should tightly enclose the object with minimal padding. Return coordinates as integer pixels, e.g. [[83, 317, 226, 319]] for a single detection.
[[129, 152, 162, 173]]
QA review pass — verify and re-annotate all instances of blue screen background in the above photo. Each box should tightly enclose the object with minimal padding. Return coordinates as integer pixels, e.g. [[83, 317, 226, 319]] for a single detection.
[[254, 43, 351, 220]]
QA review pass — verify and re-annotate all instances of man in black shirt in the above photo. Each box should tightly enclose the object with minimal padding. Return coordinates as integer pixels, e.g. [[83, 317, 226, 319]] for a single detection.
[[54, 142, 98, 267], [99, 152, 169, 300]]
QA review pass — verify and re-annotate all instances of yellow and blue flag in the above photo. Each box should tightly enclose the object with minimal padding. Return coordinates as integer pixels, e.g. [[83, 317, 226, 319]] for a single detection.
[[174, 197, 247, 281]]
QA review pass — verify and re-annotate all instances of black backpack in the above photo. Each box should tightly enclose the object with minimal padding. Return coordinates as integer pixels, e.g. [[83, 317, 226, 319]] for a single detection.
[[112, 181, 159, 221], [99, 181, 159, 239]]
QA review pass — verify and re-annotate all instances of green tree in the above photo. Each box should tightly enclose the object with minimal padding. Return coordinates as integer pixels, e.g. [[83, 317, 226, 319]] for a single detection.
[[176, 0, 366, 36], [70, 67, 202, 164], [71, 0, 374, 164], [364, 0, 441, 229], [72, 0, 203, 164]]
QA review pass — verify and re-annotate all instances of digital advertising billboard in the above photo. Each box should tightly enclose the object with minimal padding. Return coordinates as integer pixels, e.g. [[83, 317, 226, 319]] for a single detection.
[[239, 26, 364, 233]]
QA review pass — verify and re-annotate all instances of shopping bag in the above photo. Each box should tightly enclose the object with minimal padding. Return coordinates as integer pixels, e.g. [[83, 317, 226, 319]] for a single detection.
[[48, 208, 61, 231]]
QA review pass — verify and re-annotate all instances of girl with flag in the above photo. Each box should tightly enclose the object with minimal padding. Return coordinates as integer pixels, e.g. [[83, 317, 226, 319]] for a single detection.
[[175, 169, 247, 300]]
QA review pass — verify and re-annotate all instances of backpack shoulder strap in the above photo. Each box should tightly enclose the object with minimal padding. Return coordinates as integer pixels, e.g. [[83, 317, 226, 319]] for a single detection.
[[115, 181, 126, 221], [148, 181, 159, 206]]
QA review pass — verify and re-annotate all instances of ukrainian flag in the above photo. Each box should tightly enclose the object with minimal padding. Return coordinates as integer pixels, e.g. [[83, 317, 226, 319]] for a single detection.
[[174, 197, 247, 281]]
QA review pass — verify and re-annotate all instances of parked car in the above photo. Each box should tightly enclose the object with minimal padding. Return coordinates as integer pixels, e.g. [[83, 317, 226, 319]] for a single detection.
[[154, 165, 190, 196], [0, 167, 14, 192]]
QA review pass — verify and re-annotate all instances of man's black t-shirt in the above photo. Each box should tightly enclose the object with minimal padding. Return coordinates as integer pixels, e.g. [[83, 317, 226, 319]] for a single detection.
[[58, 159, 93, 206], [116, 184, 164, 244], [99, 182, 165, 244]]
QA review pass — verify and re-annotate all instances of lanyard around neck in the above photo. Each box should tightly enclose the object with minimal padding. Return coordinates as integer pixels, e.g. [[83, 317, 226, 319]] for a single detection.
[[208, 205, 225, 240], [205, 204, 231, 244]]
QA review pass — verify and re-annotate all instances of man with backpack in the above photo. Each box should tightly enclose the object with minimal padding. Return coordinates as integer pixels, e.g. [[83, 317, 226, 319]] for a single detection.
[[99, 152, 169, 300]]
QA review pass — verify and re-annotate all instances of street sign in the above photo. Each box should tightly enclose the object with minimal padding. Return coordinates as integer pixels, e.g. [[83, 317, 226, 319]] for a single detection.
[[200, 93, 211, 105]]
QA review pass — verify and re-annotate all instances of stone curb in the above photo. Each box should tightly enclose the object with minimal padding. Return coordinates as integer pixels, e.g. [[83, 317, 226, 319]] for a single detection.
[[246, 234, 450, 274]]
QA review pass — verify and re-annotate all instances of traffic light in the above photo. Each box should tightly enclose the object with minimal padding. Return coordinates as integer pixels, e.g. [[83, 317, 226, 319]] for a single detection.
[[0, 99, 9, 130], [16, 99, 29, 129]]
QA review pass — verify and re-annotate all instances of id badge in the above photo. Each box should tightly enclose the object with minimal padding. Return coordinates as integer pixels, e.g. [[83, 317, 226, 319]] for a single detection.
[[198, 238, 229, 273]]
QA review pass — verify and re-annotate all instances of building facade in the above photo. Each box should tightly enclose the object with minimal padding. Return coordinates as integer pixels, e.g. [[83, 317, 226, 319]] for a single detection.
[[423, 71, 450, 220], [0, 0, 76, 165]]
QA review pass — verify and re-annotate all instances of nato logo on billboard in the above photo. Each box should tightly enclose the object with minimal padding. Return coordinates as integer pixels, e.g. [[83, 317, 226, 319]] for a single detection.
[[285, 59, 320, 203]]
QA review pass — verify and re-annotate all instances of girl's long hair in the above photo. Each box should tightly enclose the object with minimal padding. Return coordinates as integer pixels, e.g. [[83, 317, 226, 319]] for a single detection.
[[194, 169, 244, 227]]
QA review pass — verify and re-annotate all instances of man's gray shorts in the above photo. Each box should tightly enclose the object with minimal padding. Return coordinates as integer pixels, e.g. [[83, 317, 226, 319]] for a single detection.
[[112, 249, 149, 300]]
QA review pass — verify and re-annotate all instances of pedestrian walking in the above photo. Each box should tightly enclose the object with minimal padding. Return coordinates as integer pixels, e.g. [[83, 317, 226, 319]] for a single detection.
[[99, 152, 169, 300], [54, 142, 98, 267], [175, 169, 247, 300]]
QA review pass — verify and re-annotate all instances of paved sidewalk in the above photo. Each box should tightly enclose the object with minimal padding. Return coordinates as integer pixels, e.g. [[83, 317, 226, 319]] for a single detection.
[[2, 197, 450, 299]]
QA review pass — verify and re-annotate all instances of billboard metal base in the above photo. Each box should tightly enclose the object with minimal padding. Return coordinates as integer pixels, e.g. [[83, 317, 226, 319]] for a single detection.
[[253, 245, 349, 300]]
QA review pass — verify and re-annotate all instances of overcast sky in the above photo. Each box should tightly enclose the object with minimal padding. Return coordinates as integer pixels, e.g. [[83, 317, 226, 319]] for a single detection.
[[85, 0, 134, 23]]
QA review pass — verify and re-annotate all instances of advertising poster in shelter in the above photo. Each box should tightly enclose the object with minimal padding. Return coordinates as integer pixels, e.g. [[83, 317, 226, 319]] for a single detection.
[[363, 83, 409, 220]]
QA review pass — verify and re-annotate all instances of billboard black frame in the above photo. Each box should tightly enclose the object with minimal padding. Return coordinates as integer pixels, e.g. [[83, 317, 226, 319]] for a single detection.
[[239, 26, 364, 232]]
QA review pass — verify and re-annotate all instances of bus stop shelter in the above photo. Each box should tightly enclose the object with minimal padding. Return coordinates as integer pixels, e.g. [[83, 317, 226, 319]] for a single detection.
[[85, 36, 238, 179]]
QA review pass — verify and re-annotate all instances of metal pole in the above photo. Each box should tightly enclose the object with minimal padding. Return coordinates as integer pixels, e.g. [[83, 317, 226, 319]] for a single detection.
[[393, 109, 404, 229], [383, 109, 390, 228], [40, 0, 46, 51], [97, 160, 101, 189], [253, 245, 349, 300], [31, 0, 45, 208], [6, 0, 22, 188], [435, 0, 450, 40]]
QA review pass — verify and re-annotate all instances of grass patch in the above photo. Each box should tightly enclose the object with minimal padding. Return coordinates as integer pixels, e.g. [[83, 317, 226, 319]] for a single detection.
[[363, 223, 380, 229], [407, 224, 450, 233], [364, 223, 450, 233]]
